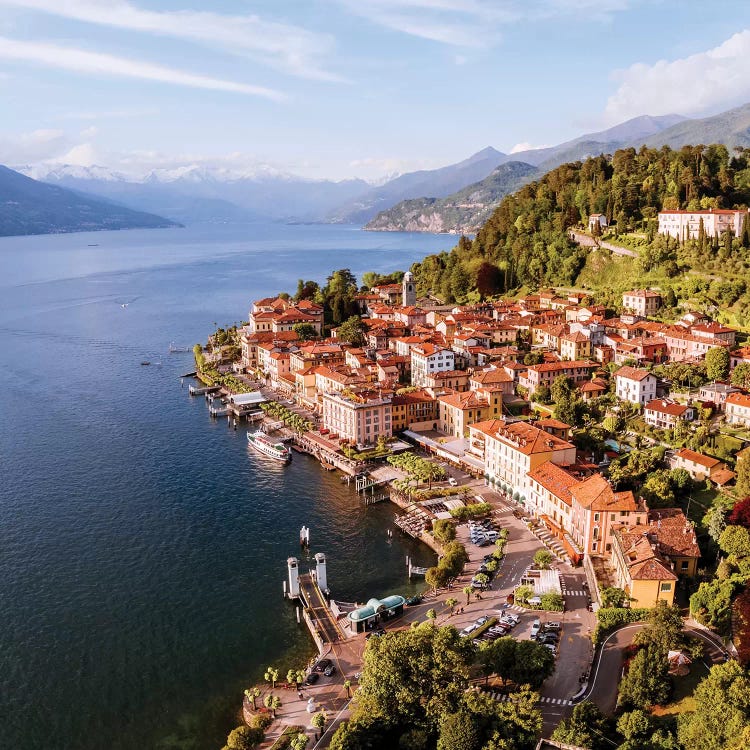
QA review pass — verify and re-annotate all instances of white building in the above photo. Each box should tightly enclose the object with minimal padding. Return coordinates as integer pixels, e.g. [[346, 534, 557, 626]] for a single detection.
[[468, 419, 576, 510], [614, 366, 657, 405], [726, 392, 750, 428], [658, 209, 747, 240], [410, 343, 455, 387], [622, 290, 662, 317]]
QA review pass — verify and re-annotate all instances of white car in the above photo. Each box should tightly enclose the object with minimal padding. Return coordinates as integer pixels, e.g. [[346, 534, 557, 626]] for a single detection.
[[461, 623, 480, 637], [500, 614, 519, 627], [448, 477, 458, 486], [530, 619, 541, 639]]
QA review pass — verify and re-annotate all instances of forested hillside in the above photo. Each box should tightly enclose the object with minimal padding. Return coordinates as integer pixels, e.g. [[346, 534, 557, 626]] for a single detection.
[[411, 145, 750, 315]]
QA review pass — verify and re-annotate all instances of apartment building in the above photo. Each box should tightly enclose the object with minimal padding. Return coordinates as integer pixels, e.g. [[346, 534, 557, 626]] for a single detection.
[[321, 391, 392, 446], [622, 290, 662, 317], [614, 366, 657, 405], [411, 343, 455, 387], [569, 474, 646, 556], [468, 419, 576, 508]]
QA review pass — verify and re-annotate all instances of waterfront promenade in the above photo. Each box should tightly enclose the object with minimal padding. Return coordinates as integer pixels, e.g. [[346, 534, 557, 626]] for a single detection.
[[243, 483, 598, 747]]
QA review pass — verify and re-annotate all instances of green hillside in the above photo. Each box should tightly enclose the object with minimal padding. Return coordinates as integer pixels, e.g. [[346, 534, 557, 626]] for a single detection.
[[410, 144, 750, 322]]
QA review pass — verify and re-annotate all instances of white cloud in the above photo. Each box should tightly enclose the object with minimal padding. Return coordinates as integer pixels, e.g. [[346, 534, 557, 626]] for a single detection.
[[0, 128, 71, 163], [58, 142, 98, 166], [605, 29, 750, 123], [79, 125, 98, 138], [0, 0, 340, 82], [337, 0, 633, 46], [509, 142, 551, 153], [58, 108, 159, 121], [0, 36, 285, 99]]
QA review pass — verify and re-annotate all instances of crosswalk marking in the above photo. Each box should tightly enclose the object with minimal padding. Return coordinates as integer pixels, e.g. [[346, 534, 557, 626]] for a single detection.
[[479, 689, 572, 707], [563, 590, 586, 597]]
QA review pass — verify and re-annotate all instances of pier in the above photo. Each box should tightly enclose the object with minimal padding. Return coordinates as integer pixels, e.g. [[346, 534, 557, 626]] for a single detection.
[[189, 384, 221, 396], [285, 554, 344, 654]]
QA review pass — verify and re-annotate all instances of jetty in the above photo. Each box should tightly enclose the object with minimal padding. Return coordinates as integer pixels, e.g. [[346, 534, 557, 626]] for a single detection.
[[285, 554, 344, 653], [189, 384, 221, 396]]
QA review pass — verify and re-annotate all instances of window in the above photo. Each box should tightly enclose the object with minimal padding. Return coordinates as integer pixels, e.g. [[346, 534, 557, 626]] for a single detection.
[[681, 560, 689, 570], [660, 582, 671, 592], [594, 513, 600, 522], [611, 514, 616, 522]]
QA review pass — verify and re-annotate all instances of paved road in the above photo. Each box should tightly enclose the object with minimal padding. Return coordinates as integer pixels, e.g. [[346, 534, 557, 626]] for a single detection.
[[582, 622, 730, 715], [569, 229, 637, 258]]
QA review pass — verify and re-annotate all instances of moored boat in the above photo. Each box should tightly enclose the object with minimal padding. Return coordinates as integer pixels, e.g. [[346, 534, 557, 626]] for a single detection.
[[247, 431, 291, 463]]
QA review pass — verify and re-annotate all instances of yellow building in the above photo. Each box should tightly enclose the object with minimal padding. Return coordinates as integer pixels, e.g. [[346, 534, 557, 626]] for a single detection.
[[611, 530, 677, 607], [610, 508, 699, 607], [559, 331, 592, 361]]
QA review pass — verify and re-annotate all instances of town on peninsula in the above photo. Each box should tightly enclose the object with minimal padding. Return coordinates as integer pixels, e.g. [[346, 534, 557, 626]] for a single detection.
[[194, 146, 750, 750]]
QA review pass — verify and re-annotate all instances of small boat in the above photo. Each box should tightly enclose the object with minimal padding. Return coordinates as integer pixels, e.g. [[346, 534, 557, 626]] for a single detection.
[[141, 361, 151, 366], [247, 431, 291, 463]]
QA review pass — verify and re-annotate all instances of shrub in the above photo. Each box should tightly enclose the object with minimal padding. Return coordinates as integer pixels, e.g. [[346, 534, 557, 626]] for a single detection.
[[592, 607, 650, 645], [250, 713, 273, 731], [449, 503, 492, 520], [433, 519, 457, 544], [540, 593, 564, 612]]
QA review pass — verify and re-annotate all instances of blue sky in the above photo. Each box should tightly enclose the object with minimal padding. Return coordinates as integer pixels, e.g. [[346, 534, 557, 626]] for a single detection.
[[0, 1, 749, 180]]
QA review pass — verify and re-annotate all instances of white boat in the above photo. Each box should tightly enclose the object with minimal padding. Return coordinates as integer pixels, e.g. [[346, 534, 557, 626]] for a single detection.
[[247, 431, 291, 463]]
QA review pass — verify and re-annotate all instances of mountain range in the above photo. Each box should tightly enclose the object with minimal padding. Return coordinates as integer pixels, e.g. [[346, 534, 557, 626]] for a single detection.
[[0, 165, 179, 238], [366, 104, 750, 233], [8, 102, 750, 238]]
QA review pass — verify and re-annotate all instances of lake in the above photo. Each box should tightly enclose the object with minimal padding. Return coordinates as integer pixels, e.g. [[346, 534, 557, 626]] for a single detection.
[[0, 222, 454, 750]]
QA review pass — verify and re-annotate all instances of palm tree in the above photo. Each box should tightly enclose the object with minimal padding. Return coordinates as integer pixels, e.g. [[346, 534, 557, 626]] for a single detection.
[[264, 666, 279, 690], [445, 597, 458, 616], [343, 679, 352, 698], [264, 693, 282, 719], [426, 608, 437, 622], [463, 585, 474, 605], [244, 686, 261, 711], [286, 668, 298, 688], [291, 733, 309, 750]]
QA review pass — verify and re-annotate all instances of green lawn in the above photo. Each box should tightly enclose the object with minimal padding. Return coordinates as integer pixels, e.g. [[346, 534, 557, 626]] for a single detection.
[[651, 661, 709, 717]]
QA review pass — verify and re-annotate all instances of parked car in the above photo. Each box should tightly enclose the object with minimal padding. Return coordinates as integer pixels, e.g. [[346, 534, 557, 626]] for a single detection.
[[448, 477, 458, 486], [543, 643, 557, 654], [313, 658, 332, 673], [305, 672, 320, 685], [475, 615, 491, 626], [324, 664, 336, 677], [500, 614, 519, 628], [530, 619, 541, 639], [405, 595, 423, 606], [461, 623, 480, 637], [545, 622, 561, 631], [539, 633, 559, 645]]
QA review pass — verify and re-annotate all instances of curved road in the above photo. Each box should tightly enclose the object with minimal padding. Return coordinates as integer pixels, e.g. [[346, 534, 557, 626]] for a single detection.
[[568, 230, 638, 258], [582, 623, 728, 714]]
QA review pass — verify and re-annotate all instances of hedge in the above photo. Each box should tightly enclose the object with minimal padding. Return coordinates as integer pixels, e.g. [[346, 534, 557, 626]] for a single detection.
[[450, 503, 492, 521], [592, 607, 650, 645]]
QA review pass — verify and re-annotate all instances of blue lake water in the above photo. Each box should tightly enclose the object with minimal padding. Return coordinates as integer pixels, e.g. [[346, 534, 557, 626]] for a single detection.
[[0, 222, 454, 750]]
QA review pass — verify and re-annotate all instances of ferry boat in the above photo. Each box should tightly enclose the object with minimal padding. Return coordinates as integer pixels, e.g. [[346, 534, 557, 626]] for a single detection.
[[247, 431, 291, 463]]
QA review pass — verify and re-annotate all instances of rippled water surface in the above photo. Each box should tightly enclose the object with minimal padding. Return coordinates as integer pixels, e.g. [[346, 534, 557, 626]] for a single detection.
[[0, 223, 453, 750]]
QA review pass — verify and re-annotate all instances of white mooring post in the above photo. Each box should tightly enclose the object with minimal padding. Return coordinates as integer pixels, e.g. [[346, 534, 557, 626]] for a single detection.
[[287, 557, 300, 599]]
